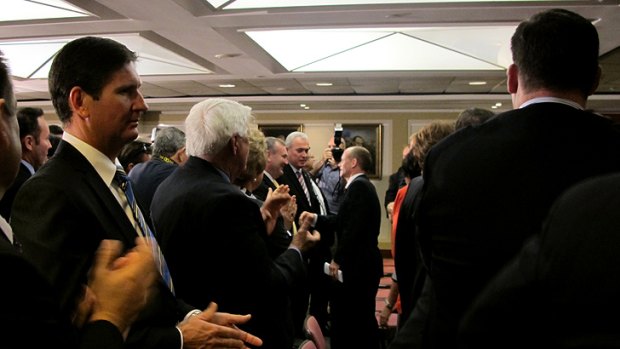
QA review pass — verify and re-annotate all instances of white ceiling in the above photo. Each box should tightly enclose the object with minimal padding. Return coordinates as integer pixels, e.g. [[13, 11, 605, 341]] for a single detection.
[[3, 0, 620, 116]]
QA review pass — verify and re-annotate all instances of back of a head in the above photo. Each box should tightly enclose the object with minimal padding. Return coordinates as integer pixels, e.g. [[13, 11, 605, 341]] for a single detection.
[[119, 140, 150, 171], [153, 127, 185, 157], [0, 54, 15, 118], [455, 107, 495, 130], [511, 9, 599, 97], [413, 121, 455, 170], [17, 107, 44, 140], [49, 124, 64, 136], [49, 36, 137, 124], [285, 131, 308, 148], [266, 136, 285, 153], [348, 146, 373, 173], [234, 128, 267, 186], [185, 98, 253, 157]]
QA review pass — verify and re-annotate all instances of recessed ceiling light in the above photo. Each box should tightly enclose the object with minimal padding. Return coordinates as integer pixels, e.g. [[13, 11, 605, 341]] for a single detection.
[[316, 82, 333, 86], [219, 84, 236, 88], [491, 105, 498, 109], [495, 102, 502, 107], [304, 106, 310, 110], [214, 53, 242, 59], [468, 81, 487, 86], [300, 104, 306, 107]]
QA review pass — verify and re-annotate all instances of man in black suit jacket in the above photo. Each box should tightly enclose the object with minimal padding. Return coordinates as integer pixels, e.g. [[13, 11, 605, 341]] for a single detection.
[[0, 107, 51, 219], [404, 9, 620, 348], [0, 51, 157, 349], [151, 98, 320, 349], [11, 37, 260, 349], [459, 173, 620, 348], [253, 136, 293, 256], [129, 126, 186, 221], [279, 131, 334, 336], [304, 146, 383, 349]]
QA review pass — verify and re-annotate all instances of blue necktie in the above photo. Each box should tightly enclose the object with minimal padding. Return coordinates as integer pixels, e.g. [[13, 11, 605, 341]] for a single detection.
[[115, 171, 175, 295]]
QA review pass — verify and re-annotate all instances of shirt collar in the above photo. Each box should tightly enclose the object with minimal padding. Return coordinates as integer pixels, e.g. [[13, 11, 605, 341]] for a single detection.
[[0, 215, 13, 243], [20, 160, 35, 175], [263, 171, 276, 184], [345, 173, 364, 189], [62, 131, 118, 186], [519, 96, 584, 110]]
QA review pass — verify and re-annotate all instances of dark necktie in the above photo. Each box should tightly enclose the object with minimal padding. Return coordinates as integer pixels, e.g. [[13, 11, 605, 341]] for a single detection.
[[115, 171, 175, 295], [296, 169, 312, 205]]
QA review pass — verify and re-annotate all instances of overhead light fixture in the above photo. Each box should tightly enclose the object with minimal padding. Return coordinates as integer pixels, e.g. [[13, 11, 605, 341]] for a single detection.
[[491, 105, 498, 109], [214, 53, 241, 59], [495, 102, 502, 107], [468, 81, 487, 86], [316, 82, 333, 86], [300, 104, 306, 107], [219, 84, 236, 88], [304, 106, 310, 110]]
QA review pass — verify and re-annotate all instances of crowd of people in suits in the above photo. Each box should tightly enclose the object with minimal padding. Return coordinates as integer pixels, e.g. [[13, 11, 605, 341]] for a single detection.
[[1, 7, 620, 349]]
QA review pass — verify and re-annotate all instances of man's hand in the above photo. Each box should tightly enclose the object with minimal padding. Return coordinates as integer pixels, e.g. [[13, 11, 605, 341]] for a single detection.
[[291, 215, 320, 253], [179, 303, 263, 348], [280, 195, 297, 231], [87, 238, 158, 338]]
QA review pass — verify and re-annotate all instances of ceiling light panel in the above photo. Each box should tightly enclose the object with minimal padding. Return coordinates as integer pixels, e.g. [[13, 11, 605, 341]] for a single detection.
[[1, 0, 91, 21], [0, 34, 213, 79], [246, 27, 513, 72]]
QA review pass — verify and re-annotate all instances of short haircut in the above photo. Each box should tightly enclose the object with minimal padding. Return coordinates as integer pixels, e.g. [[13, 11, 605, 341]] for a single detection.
[[455, 107, 495, 130], [17, 107, 44, 141], [185, 98, 253, 157], [285, 131, 308, 148], [119, 140, 150, 170], [265, 136, 285, 153], [0, 54, 16, 117], [412, 121, 455, 170], [49, 36, 137, 123], [347, 146, 373, 173], [401, 151, 421, 179], [49, 124, 64, 135], [153, 127, 185, 158], [511, 9, 599, 97], [234, 128, 266, 186]]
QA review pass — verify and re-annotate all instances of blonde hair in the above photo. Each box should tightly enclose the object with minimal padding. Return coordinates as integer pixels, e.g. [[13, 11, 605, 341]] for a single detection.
[[234, 128, 266, 186], [412, 121, 455, 170]]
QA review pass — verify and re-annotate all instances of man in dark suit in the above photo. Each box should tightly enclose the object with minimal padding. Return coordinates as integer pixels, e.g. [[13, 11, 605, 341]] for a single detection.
[[10, 37, 261, 349], [151, 98, 319, 349], [253, 136, 294, 257], [129, 126, 186, 221], [303, 146, 383, 349], [279, 131, 333, 336], [407, 9, 620, 348], [459, 172, 620, 348], [0, 107, 51, 219], [0, 50, 158, 349]]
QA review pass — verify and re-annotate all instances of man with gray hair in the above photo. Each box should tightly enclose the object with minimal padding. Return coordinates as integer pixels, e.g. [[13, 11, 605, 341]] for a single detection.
[[151, 98, 320, 349], [129, 126, 186, 220]]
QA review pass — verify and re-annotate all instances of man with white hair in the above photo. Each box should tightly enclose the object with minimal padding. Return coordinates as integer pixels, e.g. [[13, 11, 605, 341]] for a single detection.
[[151, 98, 320, 349]]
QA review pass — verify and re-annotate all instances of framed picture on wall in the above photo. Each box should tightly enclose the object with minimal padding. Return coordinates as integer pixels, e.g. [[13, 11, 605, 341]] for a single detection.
[[258, 124, 303, 141], [341, 123, 383, 179]]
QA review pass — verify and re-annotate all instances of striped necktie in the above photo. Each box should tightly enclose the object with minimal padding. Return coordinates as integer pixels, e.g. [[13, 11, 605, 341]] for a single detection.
[[296, 169, 312, 205], [115, 171, 175, 295]]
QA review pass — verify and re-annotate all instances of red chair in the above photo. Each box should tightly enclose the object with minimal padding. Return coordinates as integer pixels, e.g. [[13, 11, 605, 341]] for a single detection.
[[304, 315, 327, 349], [298, 339, 318, 349]]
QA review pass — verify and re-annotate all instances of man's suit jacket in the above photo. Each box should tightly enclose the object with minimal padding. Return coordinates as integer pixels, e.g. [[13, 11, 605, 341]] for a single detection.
[[0, 162, 32, 219], [11, 140, 188, 349], [459, 172, 620, 348], [128, 156, 178, 221], [280, 165, 334, 249], [415, 102, 620, 347], [252, 175, 292, 258], [151, 156, 306, 349], [316, 174, 383, 285], [0, 230, 125, 349]]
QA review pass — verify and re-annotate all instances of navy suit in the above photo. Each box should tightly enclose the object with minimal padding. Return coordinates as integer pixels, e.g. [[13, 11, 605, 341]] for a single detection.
[[315, 174, 383, 349], [11, 140, 189, 349], [412, 102, 620, 348], [128, 156, 178, 222], [151, 156, 306, 349]]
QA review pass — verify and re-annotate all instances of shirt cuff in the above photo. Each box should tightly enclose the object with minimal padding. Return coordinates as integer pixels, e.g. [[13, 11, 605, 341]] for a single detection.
[[175, 326, 183, 349]]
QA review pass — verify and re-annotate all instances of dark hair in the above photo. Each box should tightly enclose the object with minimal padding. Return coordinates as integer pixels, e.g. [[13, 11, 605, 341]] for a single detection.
[[119, 140, 150, 171], [455, 107, 495, 130], [511, 9, 599, 97], [49, 36, 137, 123], [17, 107, 44, 141], [401, 151, 421, 179], [49, 124, 64, 135], [0, 54, 15, 117]]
